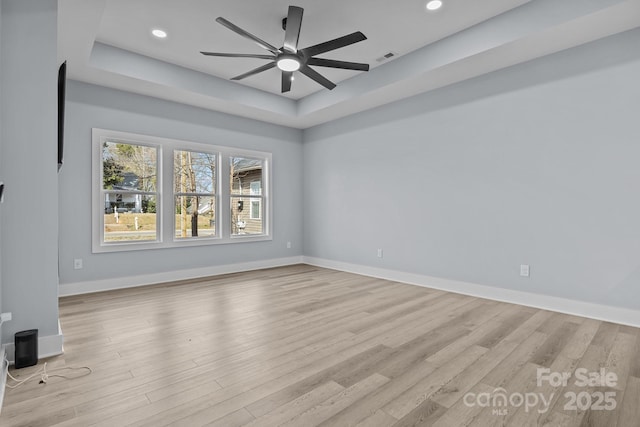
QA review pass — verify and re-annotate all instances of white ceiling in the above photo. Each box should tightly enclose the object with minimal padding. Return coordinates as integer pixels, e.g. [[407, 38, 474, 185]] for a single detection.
[[59, 0, 640, 129], [94, 0, 532, 99]]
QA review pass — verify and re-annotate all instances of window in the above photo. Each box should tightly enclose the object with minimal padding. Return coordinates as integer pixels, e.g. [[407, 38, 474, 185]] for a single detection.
[[100, 140, 159, 243], [93, 129, 271, 252], [230, 157, 264, 235], [174, 150, 216, 239]]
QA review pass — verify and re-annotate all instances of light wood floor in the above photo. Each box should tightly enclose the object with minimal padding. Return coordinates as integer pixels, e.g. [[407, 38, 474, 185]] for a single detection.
[[1, 265, 639, 426]]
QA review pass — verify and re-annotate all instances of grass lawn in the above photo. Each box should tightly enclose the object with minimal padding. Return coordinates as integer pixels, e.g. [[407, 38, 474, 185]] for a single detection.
[[104, 212, 215, 235]]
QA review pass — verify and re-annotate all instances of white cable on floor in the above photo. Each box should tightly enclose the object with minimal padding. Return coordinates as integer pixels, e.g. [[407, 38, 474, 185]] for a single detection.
[[4, 357, 92, 389]]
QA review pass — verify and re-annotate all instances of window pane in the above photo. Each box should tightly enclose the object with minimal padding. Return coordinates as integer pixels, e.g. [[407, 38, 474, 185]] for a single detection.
[[104, 194, 157, 242], [231, 157, 262, 195], [250, 181, 261, 196], [103, 141, 157, 192], [250, 199, 261, 220], [175, 196, 216, 238], [231, 196, 263, 235], [174, 150, 216, 194]]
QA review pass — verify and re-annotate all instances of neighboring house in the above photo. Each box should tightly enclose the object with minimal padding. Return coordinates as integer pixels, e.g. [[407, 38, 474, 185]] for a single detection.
[[104, 172, 144, 213]]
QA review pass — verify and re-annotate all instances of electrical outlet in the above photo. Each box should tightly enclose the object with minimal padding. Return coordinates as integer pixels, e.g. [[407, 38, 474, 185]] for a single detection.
[[286, 241, 292, 249], [0, 312, 12, 323], [377, 248, 383, 258], [520, 264, 530, 277], [74, 258, 83, 270]]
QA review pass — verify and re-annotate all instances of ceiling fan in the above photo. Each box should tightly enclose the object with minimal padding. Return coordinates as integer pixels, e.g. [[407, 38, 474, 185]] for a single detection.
[[200, 5, 370, 93]]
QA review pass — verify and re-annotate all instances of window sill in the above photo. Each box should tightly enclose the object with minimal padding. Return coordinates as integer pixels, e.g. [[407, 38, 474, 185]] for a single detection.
[[92, 234, 272, 253]]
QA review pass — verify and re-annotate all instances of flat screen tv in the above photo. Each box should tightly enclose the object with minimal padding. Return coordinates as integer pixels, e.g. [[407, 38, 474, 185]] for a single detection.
[[57, 61, 66, 172]]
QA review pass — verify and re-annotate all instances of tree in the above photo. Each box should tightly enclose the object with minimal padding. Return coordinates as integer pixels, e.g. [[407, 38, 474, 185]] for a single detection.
[[103, 156, 124, 189], [113, 143, 157, 192]]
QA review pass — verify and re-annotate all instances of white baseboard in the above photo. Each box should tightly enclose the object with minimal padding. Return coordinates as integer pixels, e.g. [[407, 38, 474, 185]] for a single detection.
[[3, 322, 64, 364], [57, 254, 640, 327], [59, 256, 305, 296], [303, 256, 640, 328]]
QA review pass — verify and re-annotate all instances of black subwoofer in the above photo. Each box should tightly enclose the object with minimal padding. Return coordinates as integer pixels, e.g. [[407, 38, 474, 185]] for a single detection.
[[14, 329, 38, 369]]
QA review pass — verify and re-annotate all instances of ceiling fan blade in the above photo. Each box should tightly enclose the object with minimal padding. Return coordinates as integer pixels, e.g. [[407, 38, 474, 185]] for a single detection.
[[200, 52, 274, 60], [216, 17, 280, 54], [307, 57, 369, 71], [282, 71, 293, 93], [299, 65, 336, 90], [283, 6, 304, 53], [231, 62, 276, 80], [300, 32, 367, 57]]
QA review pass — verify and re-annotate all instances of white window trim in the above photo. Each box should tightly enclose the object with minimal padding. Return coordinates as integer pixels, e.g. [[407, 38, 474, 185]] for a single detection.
[[92, 128, 272, 253]]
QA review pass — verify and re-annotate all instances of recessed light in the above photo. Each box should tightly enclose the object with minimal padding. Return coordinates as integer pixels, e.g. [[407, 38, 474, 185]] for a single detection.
[[151, 29, 167, 39], [426, 0, 443, 11]]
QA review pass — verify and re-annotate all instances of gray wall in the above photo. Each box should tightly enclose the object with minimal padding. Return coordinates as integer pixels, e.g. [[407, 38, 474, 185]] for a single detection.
[[303, 28, 640, 311], [58, 81, 303, 285], [0, 0, 59, 343]]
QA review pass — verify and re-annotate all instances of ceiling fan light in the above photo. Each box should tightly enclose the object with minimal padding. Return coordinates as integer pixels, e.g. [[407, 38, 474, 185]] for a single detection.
[[277, 57, 301, 72]]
